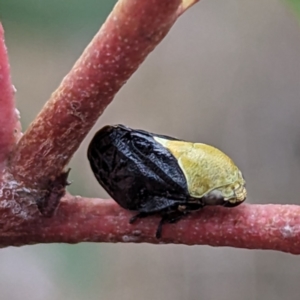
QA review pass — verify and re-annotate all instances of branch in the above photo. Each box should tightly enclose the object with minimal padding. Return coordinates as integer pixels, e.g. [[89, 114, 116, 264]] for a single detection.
[[10, 0, 186, 187], [1, 0, 298, 254], [0, 24, 22, 169], [177, 0, 200, 16], [1, 199, 300, 254]]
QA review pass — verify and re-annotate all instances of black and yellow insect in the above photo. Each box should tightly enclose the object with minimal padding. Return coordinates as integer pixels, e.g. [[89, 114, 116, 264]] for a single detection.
[[87, 125, 246, 238]]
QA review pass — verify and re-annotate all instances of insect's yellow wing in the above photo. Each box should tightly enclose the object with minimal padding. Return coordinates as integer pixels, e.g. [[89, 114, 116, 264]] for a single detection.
[[154, 137, 243, 199]]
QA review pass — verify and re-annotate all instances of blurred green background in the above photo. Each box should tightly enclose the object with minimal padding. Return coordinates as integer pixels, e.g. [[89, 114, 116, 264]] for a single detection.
[[1, 0, 300, 299], [287, 0, 300, 19]]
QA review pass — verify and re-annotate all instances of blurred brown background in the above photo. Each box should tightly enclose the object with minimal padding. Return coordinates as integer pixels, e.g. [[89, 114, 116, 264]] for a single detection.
[[1, 0, 300, 299]]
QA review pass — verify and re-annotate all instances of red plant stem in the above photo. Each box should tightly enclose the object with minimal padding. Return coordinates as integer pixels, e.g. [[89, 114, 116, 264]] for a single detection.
[[9, 0, 186, 187], [0, 24, 20, 169], [177, 0, 200, 16], [3, 200, 300, 254], [4, 0, 293, 255]]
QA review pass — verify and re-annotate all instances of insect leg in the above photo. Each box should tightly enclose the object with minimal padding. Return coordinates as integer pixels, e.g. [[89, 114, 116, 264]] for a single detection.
[[156, 211, 187, 239], [129, 212, 152, 224]]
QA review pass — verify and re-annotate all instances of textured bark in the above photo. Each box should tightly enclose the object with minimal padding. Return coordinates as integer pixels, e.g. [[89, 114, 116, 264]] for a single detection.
[[0, 24, 22, 170], [9, 0, 183, 188], [1, 198, 300, 254], [0, 0, 299, 254]]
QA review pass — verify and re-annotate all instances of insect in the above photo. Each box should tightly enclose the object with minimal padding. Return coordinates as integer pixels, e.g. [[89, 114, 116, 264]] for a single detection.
[[87, 124, 246, 238]]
